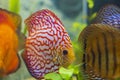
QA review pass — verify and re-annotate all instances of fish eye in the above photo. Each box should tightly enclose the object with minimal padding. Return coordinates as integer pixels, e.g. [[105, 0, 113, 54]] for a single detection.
[[63, 50, 68, 55]]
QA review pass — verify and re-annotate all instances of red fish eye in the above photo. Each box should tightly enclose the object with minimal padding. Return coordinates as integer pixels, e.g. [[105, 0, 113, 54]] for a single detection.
[[63, 50, 68, 55]]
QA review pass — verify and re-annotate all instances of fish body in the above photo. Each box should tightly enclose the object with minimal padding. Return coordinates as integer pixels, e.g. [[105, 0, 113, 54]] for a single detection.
[[0, 9, 21, 76], [93, 4, 120, 29], [22, 9, 75, 79], [78, 24, 120, 80]]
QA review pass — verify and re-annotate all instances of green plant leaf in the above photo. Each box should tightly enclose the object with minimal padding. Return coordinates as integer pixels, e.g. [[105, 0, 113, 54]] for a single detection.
[[44, 72, 63, 80], [87, 0, 94, 9], [9, 0, 20, 13], [59, 67, 74, 80], [69, 64, 83, 75]]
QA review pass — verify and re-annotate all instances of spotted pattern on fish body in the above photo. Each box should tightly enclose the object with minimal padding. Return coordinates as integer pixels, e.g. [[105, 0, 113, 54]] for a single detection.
[[93, 4, 120, 29], [22, 9, 75, 79], [78, 24, 120, 80]]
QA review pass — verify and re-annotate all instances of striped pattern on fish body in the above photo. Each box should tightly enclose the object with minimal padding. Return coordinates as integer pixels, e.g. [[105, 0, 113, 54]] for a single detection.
[[22, 9, 75, 79], [93, 4, 120, 29], [78, 24, 120, 80]]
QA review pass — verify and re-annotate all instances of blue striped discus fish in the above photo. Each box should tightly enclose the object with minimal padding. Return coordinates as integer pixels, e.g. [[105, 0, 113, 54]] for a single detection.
[[93, 4, 120, 29], [78, 24, 120, 80]]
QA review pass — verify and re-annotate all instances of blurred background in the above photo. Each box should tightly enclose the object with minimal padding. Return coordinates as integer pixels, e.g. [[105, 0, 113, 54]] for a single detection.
[[0, 0, 120, 80]]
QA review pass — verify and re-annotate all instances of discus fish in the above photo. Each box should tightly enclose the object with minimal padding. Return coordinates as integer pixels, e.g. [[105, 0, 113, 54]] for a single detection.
[[22, 9, 75, 79], [78, 24, 120, 80], [0, 8, 22, 76], [93, 4, 120, 29]]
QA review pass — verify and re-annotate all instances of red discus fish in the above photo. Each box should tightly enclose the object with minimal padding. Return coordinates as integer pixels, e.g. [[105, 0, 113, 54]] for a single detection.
[[22, 9, 75, 79], [79, 24, 120, 80], [0, 8, 21, 76], [92, 4, 120, 29]]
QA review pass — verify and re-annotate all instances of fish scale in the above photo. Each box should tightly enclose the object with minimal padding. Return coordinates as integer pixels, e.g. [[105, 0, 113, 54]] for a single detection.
[[22, 9, 75, 79]]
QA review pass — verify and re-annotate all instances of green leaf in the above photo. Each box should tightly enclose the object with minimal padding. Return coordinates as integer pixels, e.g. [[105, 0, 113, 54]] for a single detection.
[[87, 0, 94, 9], [59, 67, 74, 80], [89, 12, 97, 21], [69, 64, 82, 75], [44, 72, 63, 80], [8, 0, 20, 13]]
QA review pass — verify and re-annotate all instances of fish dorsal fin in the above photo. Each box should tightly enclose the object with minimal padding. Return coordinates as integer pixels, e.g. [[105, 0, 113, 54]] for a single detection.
[[0, 8, 21, 31], [78, 24, 120, 49], [93, 4, 120, 24]]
